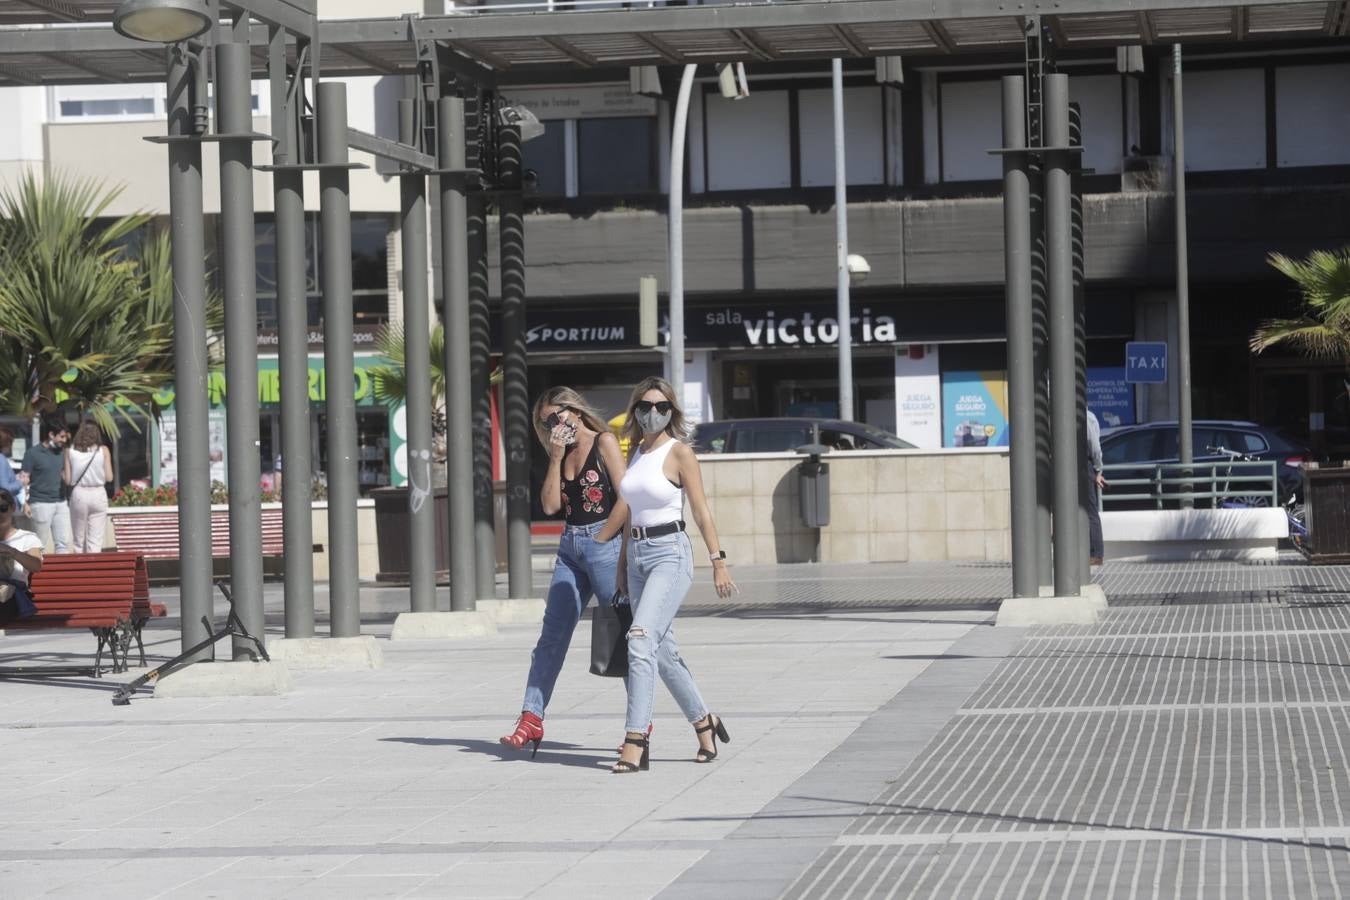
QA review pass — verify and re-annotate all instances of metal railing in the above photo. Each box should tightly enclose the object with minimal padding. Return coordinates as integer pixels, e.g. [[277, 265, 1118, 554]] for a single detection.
[[445, 0, 769, 14], [1101, 460, 1279, 510]]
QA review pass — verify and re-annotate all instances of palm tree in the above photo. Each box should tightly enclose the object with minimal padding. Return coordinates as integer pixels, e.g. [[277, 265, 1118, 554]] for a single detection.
[[0, 172, 220, 435], [1251, 248, 1350, 370]]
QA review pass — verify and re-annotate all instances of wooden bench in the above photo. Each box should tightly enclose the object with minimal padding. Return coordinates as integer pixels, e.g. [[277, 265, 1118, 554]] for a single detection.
[[110, 508, 286, 560], [1, 552, 163, 677]]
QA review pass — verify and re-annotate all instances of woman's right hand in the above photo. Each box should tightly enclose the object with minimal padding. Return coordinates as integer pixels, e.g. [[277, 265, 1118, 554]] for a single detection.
[[615, 564, 629, 599], [547, 424, 571, 461]]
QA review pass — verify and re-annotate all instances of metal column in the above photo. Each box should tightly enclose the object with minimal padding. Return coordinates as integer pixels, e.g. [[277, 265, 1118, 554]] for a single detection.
[[399, 99, 436, 613], [1173, 45, 1195, 476], [668, 64, 697, 402], [1070, 103, 1092, 583], [272, 133, 314, 638], [215, 35, 264, 658], [1001, 75, 1038, 599], [318, 82, 362, 637], [1044, 74, 1081, 597], [165, 44, 212, 659], [437, 94, 478, 610], [831, 58, 854, 423], [467, 189, 497, 599], [496, 119, 533, 600]]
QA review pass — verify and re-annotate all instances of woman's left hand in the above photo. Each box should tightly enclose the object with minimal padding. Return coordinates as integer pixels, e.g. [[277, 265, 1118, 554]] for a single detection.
[[712, 562, 737, 599]]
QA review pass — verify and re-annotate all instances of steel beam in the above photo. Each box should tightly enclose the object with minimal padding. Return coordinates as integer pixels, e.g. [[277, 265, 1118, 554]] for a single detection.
[[318, 82, 363, 638], [165, 45, 212, 661], [539, 35, 597, 67], [399, 99, 437, 614], [437, 94, 478, 611], [347, 127, 436, 170], [1044, 73, 1080, 598], [215, 36, 265, 659]]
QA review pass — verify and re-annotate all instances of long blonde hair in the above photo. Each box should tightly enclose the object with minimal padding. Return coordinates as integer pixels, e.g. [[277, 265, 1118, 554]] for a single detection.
[[531, 387, 610, 448], [621, 376, 691, 449]]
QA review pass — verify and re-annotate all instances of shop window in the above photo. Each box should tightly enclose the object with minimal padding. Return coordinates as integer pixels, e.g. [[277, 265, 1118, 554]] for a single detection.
[[797, 86, 885, 187], [940, 79, 1002, 181], [705, 90, 792, 191], [251, 213, 389, 331], [59, 97, 155, 117], [1178, 68, 1266, 171], [578, 117, 656, 194], [522, 121, 567, 195], [1069, 74, 1124, 176], [1275, 63, 1350, 168]]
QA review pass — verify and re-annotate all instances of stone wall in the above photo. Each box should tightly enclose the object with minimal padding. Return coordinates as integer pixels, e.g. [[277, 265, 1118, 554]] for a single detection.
[[685, 449, 1011, 567]]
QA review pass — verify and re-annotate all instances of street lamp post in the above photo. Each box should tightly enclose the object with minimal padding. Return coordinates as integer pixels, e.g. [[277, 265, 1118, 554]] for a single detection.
[[832, 58, 854, 423]]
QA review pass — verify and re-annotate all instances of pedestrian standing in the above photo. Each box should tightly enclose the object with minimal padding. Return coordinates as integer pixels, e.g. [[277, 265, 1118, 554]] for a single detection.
[[64, 421, 113, 554], [612, 376, 736, 774], [0, 428, 25, 509], [499, 387, 631, 757], [1086, 409, 1106, 566], [22, 417, 72, 554]]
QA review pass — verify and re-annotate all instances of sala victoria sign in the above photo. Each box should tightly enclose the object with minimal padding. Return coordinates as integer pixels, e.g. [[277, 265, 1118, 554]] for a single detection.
[[707, 307, 899, 347]]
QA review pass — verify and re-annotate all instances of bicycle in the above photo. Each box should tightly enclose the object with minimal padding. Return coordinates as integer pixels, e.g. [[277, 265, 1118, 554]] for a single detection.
[[1206, 445, 1272, 508]]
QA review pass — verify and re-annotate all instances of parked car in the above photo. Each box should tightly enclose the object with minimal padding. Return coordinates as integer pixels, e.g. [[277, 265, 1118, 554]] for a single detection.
[[1099, 419, 1309, 504], [691, 418, 915, 454]]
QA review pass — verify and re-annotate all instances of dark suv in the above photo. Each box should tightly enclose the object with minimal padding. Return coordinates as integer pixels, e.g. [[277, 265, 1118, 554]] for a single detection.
[[691, 418, 915, 454], [1100, 419, 1309, 502]]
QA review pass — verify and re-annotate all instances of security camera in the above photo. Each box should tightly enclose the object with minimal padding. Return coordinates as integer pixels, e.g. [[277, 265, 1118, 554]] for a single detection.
[[846, 253, 871, 284], [498, 104, 546, 143], [522, 168, 539, 192], [717, 62, 750, 100]]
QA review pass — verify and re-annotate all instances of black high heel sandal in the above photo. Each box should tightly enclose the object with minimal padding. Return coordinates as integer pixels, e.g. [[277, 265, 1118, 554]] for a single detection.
[[694, 715, 730, 763], [612, 734, 650, 774]]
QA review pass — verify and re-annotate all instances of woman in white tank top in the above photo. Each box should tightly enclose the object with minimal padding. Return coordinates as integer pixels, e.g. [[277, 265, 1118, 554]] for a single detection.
[[613, 376, 737, 774], [62, 421, 112, 554]]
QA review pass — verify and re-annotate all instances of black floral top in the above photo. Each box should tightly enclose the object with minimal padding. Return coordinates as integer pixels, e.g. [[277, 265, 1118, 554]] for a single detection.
[[561, 438, 615, 526]]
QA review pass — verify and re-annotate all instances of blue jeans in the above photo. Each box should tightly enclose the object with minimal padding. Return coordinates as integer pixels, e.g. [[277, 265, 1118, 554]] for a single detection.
[[624, 531, 709, 733], [521, 520, 622, 718]]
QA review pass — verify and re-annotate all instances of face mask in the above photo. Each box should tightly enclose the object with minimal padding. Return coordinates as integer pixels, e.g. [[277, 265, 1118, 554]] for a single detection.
[[636, 407, 672, 435]]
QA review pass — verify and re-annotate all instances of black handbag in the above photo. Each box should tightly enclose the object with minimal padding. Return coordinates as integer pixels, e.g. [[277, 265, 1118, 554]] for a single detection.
[[590, 592, 632, 678]]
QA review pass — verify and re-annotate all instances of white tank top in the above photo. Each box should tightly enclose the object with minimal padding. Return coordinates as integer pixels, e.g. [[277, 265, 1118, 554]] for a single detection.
[[67, 447, 104, 488], [620, 439, 685, 529]]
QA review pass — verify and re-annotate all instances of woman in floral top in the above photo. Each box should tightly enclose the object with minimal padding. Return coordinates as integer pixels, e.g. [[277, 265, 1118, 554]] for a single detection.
[[500, 387, 629, 757]]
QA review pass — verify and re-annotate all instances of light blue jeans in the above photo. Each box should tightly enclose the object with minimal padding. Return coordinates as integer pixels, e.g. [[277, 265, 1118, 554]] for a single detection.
[[624, 530, 710, 733], [521, 520, 622, 718]]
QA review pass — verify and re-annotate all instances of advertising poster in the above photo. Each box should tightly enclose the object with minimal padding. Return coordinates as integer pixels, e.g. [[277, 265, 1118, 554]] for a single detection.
[[1087, 366, 1136, 428], [942, 371, 1010, 448], [894, 346, 942, 448]]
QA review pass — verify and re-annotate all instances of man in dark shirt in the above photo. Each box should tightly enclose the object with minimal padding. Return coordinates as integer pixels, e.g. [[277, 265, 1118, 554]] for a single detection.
[[22, 417, 71, 554]]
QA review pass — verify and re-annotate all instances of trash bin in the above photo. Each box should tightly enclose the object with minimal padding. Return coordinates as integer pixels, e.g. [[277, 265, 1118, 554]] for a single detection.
[[796, 442, 831, 528], [1302, 463, 1350, 564]]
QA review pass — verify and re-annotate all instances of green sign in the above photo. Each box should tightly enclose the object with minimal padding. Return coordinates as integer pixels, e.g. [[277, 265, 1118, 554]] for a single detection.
[[155, 356, 391, 410]]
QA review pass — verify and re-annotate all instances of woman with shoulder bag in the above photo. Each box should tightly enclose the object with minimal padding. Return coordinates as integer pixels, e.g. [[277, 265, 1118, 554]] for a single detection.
[[499, 387, 631, 757], [63, 421, 113, 554], [612, 376, 737, 774]]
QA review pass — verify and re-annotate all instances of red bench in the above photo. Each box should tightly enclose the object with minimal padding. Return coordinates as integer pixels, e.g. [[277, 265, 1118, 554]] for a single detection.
[[110, 508, 286, 559], [1, 552, 164, 676]]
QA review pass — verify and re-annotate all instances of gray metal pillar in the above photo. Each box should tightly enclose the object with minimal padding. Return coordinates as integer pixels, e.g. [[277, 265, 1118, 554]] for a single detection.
[[271, 61, 318, 639], [497, 120, 533, 600], [166, 45, 212, 660], [1173, 45, 1195, 475], [1044, 74, 1081, 597], [400, 100, 437, 613], [215, 37, 264, 658], [468, 189, 497, 600], [1031, 154, 1054, 590], [318, 82, 362, 637], [831, 58, 854, 422], [1001, 76, 1037, 599], [1070, 103, 1091, 582], [437, 94, 478, 611]]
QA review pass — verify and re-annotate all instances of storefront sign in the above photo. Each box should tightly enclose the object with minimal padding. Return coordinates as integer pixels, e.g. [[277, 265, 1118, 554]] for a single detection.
[[942, 371, 1009, 448], [1088, 367, 1135, 428], [697, 305, 899, 348], [154, 355, 390, 410], [894, 345, 942, 449], [500, 84, 659, 120], [256, 325, 382, 351]]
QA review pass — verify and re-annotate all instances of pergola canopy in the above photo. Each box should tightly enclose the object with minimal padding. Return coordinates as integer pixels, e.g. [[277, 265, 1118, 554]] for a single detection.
[[0, 0, 1347, 85]]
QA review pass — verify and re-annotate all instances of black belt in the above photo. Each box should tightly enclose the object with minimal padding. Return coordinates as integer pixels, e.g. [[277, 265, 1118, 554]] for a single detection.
[[630, 519, 686, 541]]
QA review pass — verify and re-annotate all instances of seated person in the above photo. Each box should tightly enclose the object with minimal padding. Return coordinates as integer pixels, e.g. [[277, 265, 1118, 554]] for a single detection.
[[0, 488, 44, 624]]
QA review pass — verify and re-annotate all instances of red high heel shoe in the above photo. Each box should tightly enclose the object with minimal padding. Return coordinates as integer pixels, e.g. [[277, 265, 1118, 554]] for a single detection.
[[500, 712, 544, 758]]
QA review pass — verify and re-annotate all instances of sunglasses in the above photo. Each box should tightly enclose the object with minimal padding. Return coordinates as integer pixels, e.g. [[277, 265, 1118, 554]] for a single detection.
[[542, 411, 569, 430], [634, 400, 673, 415]]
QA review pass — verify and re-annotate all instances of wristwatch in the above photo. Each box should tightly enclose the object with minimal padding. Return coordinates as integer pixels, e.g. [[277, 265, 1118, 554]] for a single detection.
[[709, 550, 727, 563]]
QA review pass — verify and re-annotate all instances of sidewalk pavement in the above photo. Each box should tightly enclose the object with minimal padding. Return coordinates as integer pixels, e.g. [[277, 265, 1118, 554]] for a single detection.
[[3, 558, 1350, 898]]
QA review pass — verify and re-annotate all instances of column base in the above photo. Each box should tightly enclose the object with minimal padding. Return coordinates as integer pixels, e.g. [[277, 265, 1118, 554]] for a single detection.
[[267, 636, 383, 670], [995, 587, 1109, 627], [476, 598, 546, 626], [153, 660, 291, 699], [390, 611, 498, 640]]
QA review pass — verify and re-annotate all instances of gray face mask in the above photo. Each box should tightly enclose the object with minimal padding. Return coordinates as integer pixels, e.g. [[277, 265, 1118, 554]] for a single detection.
[[636, 407, 672, 435]]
